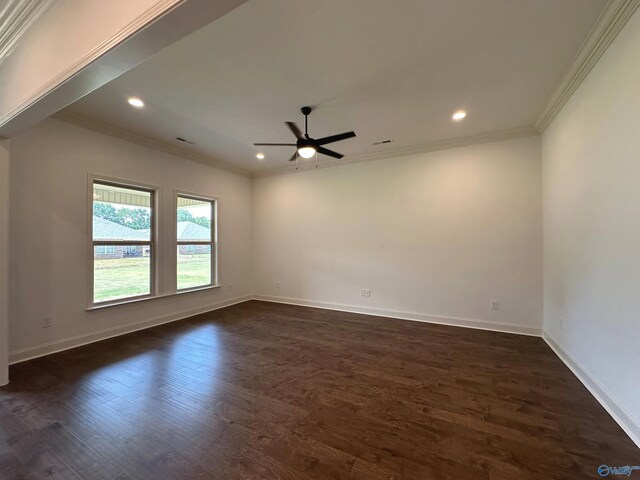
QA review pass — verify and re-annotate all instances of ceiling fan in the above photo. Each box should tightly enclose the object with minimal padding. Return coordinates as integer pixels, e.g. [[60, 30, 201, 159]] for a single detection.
[[254, 106, 356, 161]]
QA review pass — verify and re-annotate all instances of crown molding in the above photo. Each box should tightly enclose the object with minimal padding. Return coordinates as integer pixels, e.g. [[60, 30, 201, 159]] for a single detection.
[[535, 0, 640, 133], [55, 110, 537, 180], [252, 125, 539, 178], [53, 111, 251, 178], [0, 0, 55, 64], [0, 0, 187, 129]]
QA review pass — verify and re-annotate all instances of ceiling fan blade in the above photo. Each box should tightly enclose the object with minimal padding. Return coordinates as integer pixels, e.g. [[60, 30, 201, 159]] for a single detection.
[[253, 143, 297, 146], [288, 151, 298, 162], [285, 122, 304, 140], [314, 131, 356, 146], [317, 146, 343, 159]]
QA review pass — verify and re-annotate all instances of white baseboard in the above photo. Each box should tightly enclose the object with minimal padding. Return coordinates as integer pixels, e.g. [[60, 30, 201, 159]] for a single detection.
[[8, 294, 253, 365], [543, 332, 640, 449], [253, 294, 542, 337]]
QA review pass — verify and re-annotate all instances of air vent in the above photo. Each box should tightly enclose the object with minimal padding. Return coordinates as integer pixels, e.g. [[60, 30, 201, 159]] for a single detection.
[[176, 137, 195, 145], [372, 139, 392, 145]]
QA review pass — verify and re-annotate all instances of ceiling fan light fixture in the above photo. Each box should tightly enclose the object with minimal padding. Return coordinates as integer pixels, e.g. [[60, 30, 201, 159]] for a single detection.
[[298, 146, 316, 158]]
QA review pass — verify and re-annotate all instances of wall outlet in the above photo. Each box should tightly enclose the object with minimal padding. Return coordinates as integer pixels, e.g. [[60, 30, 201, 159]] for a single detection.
[[229, 282, 234, 291], [361, 289, 371, 297], [491, 301, 499, 311], [42, 316, 52, 328], [275, 282, 281, 289]]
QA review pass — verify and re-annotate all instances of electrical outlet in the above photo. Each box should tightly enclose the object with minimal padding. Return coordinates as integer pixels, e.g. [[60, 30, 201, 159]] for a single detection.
[[275, 282, 281, 289], [491, 301, 499, 311], [42, 316, 52, 328], [361, 289, 371, 297], [229, 282, 234, 291]]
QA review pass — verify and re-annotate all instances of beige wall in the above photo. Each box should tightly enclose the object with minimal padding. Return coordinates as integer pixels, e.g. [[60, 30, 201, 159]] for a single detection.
[[542, 9, 640, 444], [0, 139, 9, 385], [8, 118, 253, 361], [253, 136, 543, 334]]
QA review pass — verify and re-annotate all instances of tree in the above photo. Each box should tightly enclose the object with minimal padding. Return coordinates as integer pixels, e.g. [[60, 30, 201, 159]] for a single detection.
[[117, 208, 151, 230], [177, 210, 210, 228], [193, 217, 211, 229], [93, 202, 119, 224], [177, 209, 195, 222], [93, 203, 150, 230]]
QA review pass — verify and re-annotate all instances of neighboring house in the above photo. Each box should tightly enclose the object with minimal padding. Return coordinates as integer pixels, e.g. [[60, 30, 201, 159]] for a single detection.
[[177, 221, 211, 254], [93, 217, 149, 259]]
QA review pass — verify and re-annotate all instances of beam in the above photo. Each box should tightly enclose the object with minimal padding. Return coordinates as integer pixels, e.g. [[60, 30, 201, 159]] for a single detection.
[[0, 0, 249, 137]]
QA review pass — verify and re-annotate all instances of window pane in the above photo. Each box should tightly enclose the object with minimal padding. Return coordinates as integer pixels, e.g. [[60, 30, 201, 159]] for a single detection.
[[93, 182, 151, 241], [94, 245, 151, 303], [177, 196, 211, 242], [177, 245, 212, 290]]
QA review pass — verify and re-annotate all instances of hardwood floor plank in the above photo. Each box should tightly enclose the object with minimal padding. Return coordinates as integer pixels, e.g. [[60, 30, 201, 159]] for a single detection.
[[1, 300, 638, 480]]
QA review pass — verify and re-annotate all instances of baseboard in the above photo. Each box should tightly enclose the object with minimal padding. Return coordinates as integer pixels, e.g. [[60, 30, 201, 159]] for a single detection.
[[8, 294, 253, 365], [543, 332, 640, 449], [253, 294, 542, 337]]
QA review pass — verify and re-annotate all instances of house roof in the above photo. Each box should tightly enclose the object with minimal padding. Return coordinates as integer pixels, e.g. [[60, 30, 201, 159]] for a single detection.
[[177, 221, 211, 242], [93, 216, 149, 241]]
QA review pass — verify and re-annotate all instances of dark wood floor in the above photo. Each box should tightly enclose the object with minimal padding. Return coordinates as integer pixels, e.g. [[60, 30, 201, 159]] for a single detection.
[[1, 301, 638, 479]]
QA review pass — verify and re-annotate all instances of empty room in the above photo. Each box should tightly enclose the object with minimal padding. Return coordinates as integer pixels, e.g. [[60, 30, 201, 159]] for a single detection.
[[1, 0, 639, 478]]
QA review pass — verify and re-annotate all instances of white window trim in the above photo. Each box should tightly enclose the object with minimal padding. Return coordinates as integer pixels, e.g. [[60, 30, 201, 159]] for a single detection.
[[88, 174, 159, 309], [175, 191, 219, 292]]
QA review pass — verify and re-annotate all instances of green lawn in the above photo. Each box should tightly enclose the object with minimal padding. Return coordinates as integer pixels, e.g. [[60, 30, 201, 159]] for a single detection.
[[177, 253, 212, 290], [94, 255, 211, 303]]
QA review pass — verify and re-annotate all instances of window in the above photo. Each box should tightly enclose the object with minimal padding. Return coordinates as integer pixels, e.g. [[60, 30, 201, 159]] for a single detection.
[[176, 194, 216, 290], [92, 180, 155, 305]]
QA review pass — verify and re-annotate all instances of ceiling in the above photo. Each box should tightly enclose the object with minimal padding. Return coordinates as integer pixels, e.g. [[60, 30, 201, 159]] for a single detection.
[[63, 0, 607, 173]]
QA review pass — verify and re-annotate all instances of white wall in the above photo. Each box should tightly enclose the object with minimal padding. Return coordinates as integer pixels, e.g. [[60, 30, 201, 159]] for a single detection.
[[253, 136, 543, 334], [8, 118, 252, 361], [542, 9, 640, 443], [0, 139, 9, 385]]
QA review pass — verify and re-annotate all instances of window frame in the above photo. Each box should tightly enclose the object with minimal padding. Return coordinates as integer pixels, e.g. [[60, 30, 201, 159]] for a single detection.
[[175, 191, 218, 292], [88, 175, 158, 308]]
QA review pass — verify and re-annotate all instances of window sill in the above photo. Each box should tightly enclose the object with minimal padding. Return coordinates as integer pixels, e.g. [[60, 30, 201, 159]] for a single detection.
[[86, 284, 221, 311]]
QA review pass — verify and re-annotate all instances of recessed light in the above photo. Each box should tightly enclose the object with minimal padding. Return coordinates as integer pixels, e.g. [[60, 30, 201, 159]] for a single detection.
[[256, 153, 265, 159], [127, 97, 144, 108], [452, 110, 467, 121]]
